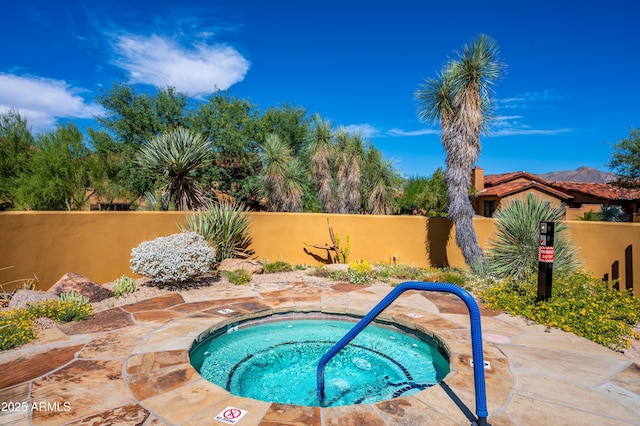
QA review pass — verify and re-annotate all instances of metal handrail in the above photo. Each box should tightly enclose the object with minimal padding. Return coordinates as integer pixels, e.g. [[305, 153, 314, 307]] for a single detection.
[[316, 281, 490, 426]]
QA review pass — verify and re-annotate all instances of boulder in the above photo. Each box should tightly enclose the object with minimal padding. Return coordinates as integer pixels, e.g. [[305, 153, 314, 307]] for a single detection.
[[218, 259, 264, 274], [9, 290, 59, 310], [48, 272, 114, 303]]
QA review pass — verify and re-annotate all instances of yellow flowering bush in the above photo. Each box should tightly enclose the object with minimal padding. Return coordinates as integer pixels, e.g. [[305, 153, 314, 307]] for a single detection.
[[0, 299, 92, 351], [479, 272, 640, 350]]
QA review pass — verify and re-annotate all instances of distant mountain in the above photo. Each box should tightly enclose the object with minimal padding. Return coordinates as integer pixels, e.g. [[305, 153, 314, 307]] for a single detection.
[[536, 166, 617, 183]]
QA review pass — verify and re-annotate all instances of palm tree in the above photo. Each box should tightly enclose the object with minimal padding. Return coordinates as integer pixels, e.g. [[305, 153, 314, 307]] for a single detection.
[[309, 115, 337, 212], [362, 147, 402, 215], [136, 127, 210, 211], [335, 128, 364, 214], [416, 34, 504, 268], [260, 133, 303, 212]]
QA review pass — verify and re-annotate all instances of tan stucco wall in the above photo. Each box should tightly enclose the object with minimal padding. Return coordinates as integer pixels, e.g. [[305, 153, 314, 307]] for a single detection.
[[0, 212, 638, 296]]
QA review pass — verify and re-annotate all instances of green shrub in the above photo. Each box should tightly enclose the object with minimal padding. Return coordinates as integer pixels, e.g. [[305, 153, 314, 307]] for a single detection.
[[376, 263, 428, 282], [264, 260, 293, 273], [223, 269, 252, 285], [437, 269, 467, 287], [479, 272, 640, 350], [294, 264, 309, 270], [59, 291, 90, 306], [0, 299, 93, 350], [182, 200, 254, 262], [487, 193, 581, 281], [113, 275, 139, 298]]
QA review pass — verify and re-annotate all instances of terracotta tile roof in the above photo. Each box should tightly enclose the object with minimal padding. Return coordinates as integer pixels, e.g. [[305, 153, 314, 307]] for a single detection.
[[478, 181, 572, 200], [548, 181, 640, 201], [484, 172, 547, 186]]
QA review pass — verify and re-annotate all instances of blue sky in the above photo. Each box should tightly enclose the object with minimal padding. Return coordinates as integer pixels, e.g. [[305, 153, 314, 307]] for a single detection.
[[1, 0, 639, 177]]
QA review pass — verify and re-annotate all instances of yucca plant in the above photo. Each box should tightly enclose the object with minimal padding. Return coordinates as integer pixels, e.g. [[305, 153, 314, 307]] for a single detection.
[[182, 199, 254, 262], [260, 133, 304, 212], [488, 193, 581, 281], [136, 127, 210, 211]]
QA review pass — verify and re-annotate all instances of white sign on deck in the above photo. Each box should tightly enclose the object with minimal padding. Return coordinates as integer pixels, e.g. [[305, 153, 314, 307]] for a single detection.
[[214, 406, 248, 424]]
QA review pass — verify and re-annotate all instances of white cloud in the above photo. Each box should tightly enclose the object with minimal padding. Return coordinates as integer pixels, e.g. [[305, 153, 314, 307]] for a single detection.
[[387, 128, 439, 137], [112, 33, 250, 95], [341, 123, 380, 138], [0, 73, 103, 130], [491, 127, 572, 136], [489, 114, 571, 137]]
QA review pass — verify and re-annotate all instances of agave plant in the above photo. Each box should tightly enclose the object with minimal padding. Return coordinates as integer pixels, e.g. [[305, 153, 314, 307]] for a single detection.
[[488, 193, 581, 281], [136, 127, 210, 211], [182, 199, 254, 262]]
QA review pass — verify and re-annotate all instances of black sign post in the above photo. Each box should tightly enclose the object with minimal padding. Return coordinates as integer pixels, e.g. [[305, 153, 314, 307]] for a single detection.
[[537, 222, 555, 302]]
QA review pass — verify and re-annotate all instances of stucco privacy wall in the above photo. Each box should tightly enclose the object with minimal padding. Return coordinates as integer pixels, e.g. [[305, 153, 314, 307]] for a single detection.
[[0, 212, 637, 296]]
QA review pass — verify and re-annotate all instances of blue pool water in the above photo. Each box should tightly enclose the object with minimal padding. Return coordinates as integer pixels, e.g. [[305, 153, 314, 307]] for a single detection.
[[190, 318, 449, 407]]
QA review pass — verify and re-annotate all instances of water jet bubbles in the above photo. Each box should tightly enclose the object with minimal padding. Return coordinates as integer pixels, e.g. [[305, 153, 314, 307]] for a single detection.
[[204, 351, 210, 356], [389, 336, 395, 340], [353, 357, 371, 371], [412, 344, 418, 347]]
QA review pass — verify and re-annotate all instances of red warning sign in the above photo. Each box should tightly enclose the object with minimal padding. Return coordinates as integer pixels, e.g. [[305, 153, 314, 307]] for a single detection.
[[224, 409, 242, 419], [215, 406, 248, 424], [538, 246, 554, 263]]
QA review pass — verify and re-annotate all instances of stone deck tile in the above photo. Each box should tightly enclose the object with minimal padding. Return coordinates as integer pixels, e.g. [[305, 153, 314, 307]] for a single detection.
[[121, 294, 186, 313], [498, 343, 630, 387], [132, 309, 185, 326], [412, 384, 480, 425], [180, 285, 259, 303], [513, 371, 640, 422], [126, 363, 199, 401], [31, 359, 131, 425], [0, 344, 85, 389], [59, 307, 134, 335], [374, 396, 459, 425], [178, 395, 271, 426], [421, 292, 502, 316], [141, 379, 229, 425], [77, 326, 152, 359], [130, 334, 194, 355], [259, 296, 296, 313], [291, 295, 322, 312], [321, 404, 387, 426], [260, 403, 321, 426], [330, 283, 371, 292], [0, 383, 30, 426], [613, 364, 640, 395], [168, 300, 234, 313], [505, 394, 638, 426], [395, 290, 440, 314], [65, 403, 151, 425], [126, 350, 189, 375]]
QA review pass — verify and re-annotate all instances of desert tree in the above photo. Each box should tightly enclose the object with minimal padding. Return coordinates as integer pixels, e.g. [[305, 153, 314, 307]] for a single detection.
[[416, 34, 504, 268]]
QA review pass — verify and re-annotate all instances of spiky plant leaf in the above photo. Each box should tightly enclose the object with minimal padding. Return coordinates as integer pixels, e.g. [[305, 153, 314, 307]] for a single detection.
[[182, 199, 254, 262], [136, 127, 210, 210], [488, 193, 581, 280]]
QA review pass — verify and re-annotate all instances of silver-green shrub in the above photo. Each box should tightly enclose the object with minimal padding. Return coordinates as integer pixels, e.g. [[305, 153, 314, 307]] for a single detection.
[[130, 232, 215, 284], [59, 291, 90, 305], [113, 275, 139, 298]]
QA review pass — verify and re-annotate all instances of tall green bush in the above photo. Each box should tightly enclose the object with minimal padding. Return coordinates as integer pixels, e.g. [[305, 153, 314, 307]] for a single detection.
[[182, 200, 254, 262], [488, 193, 581, 280]]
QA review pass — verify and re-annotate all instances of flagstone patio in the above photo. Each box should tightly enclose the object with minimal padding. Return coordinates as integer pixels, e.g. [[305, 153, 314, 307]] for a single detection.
[[0, 280, 638, 425]]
